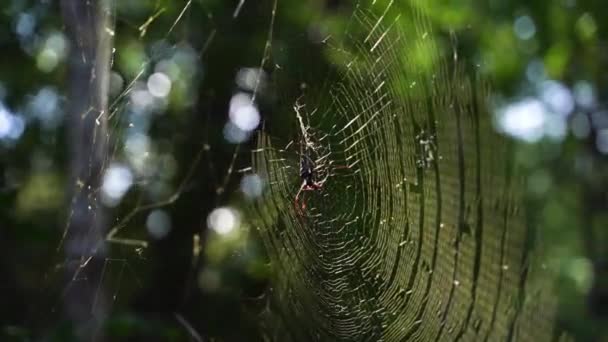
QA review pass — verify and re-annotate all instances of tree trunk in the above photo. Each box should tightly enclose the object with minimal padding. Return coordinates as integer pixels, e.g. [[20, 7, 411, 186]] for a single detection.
[[60, 0, 113, 340]]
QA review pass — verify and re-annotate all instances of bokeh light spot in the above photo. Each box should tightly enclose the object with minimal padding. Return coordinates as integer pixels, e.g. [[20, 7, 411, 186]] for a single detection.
[[101, 164, 134, 207], [146, 209, 172, 240], [595, 129, 608, 154], [207, 207, 239, 235], [514, 15, 536, 40], [147, 72, 172, 98], [540, 80, 574, 116], [223, 122, 250, 143], [0, 104, 25, 141], [236, 68, 267, 92], [497, 98, 546, 143], [240, 174, 264, 199], [229, 92, 260, 131]]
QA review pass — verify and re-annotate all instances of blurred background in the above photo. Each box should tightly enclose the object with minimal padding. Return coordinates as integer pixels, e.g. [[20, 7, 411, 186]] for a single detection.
[[1, 0, 608, 340]]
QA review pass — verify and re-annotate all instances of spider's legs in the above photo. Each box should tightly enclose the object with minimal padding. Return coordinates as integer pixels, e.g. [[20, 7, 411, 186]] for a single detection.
[[332, 164, 350, 170], [294, 181, 324, 214], [294, 180, 307, 214]]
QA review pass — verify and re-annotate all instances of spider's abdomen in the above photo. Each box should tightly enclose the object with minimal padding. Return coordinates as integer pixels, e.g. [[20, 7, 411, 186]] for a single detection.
[[300, 154, 316, 186]]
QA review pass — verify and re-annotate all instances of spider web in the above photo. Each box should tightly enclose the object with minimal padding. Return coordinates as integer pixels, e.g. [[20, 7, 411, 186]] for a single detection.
[[10, 0, 572, 340], [247, 1, 567, 341]]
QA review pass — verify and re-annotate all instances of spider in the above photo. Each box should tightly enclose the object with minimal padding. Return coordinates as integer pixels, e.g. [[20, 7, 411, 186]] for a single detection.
[[294, 148, 326, 213], [291, 99, 349, 214]]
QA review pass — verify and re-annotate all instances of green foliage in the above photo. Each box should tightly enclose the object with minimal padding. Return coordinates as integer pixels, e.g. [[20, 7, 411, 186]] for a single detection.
[[1, 0, 608, 340]]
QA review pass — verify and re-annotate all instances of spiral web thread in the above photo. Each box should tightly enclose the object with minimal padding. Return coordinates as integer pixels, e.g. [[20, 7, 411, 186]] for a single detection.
[[248, 2, 568, 341]]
